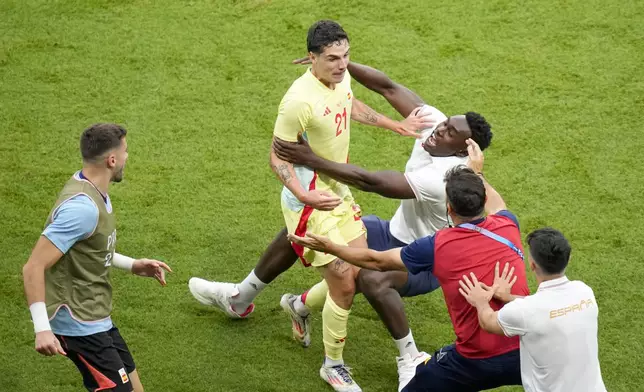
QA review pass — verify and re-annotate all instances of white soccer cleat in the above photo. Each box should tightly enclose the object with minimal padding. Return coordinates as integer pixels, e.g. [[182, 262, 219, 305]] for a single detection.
[[188, 278, 254, 319], [280, 293, 311, 347], [319, 364, 362, 392], [396, 352, 431, 392]]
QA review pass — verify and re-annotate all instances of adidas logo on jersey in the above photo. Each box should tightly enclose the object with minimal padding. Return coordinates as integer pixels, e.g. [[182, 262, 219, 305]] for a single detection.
[[323, 107, 331, 116]]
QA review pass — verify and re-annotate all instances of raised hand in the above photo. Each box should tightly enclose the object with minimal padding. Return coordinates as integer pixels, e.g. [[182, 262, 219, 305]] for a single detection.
[[392, 106, 437, 138], [466, 138, 484, 174]]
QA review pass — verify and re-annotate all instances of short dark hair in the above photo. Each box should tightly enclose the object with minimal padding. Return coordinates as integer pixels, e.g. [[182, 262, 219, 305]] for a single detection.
[[80, 123, 127, 162], [526, 228, 571, 275], [307, 20, 349, 54], [465, 112, 493, 151], [444, 166, 486, 218]]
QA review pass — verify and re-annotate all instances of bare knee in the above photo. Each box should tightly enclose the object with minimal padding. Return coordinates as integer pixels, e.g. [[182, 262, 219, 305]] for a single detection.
[[358, 270, 390, 299], [324, 260, 357, 306], [329, 272, 356, 299], [359, 270, 409, 300]]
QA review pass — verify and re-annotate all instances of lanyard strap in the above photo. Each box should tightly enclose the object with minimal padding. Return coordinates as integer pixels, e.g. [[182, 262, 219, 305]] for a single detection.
[[458, 223, 524, 259]]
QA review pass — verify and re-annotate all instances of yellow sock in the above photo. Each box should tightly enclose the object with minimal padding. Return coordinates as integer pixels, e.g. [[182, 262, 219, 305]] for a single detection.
[[302, 280, 328, 311], [322, 292, 351, 362]]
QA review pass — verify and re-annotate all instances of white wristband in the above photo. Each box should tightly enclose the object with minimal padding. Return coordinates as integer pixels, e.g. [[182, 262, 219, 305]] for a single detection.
[[29, 302, 51, 334], [113, 253, 135, 271]]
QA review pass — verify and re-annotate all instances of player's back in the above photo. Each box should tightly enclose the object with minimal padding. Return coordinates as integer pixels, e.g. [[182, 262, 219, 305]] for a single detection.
[[434, 213, 530, 359], [519, 280, 606, 392]]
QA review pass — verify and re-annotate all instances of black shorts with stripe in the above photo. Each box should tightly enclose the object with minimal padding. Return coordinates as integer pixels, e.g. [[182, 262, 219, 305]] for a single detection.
[[57, 326, 136, 392]]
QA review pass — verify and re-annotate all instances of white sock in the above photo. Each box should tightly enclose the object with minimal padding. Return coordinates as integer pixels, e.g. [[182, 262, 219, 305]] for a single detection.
[[293, 295, 310, 317], [324, 356, 344, 367], [231, 270, 267, 311], [394, 330, 420, 358]]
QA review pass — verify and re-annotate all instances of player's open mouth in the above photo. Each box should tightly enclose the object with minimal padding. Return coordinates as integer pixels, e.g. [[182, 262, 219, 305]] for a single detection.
[[425, 134, 437, 147]]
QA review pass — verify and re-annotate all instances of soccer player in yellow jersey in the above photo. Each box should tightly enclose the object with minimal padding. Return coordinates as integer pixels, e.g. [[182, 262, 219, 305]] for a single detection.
[[269, 20, 429, 392], [189, 20, 430, 392]]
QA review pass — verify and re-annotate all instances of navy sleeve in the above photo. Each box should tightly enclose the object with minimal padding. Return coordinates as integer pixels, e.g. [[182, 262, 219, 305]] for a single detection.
[[400, 235, 436, 274], [495, 210, 519, 230]]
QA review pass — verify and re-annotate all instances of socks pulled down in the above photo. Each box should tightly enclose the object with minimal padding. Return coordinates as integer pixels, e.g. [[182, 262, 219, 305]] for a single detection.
[[231, 269, 267, 312]]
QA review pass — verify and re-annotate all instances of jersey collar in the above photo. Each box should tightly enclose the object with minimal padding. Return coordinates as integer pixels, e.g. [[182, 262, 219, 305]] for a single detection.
[[458, 217, 485, 226], [537, 275, 569, 292], [76, 170, 109, 204]]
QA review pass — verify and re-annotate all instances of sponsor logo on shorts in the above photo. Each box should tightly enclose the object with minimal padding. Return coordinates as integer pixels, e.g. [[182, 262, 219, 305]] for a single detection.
[[436, 348, 446, 363], [352, 203, 362, 221], [118, 368, 129, 384]]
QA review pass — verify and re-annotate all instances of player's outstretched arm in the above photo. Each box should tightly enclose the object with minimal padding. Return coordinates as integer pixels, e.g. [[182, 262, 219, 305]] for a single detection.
[[291, 57, 426, 118], [287, 232, 407, 272], [273, 134, 416, 199], [482, 179, 507, 216], [347, 62, 426, 118], [351, 97, 431, 138], [466, 138, 507, 215]]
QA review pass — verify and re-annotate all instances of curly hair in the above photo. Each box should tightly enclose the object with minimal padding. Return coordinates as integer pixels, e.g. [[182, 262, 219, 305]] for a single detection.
[[465, 112, 493, 151]]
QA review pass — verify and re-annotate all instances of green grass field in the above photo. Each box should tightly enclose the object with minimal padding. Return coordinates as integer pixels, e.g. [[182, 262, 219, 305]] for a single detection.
[[2, 0, 643, 391]]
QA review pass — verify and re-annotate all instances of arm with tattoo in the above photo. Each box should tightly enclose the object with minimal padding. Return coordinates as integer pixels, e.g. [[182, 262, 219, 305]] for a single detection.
[[270, 142, 305, 199], [351, 98, 400, 129]]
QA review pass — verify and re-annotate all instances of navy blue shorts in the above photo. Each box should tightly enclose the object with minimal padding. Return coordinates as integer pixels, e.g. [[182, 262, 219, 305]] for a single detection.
[[362, 215, 440, 297], [402, 344, 521, 392]]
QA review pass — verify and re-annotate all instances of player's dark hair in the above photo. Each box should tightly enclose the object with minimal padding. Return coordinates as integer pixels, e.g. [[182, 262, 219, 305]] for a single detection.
[[444, 166, 486, 218], [80, 123, 127, 162], [526, 228, 571, 275], [307, 20, 349, 54], [465, 112, 493, 151]]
